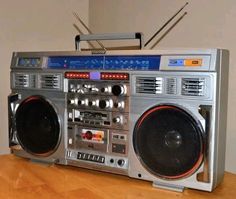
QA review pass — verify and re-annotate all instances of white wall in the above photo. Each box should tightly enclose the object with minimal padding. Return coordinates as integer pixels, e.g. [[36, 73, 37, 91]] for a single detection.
[[0, 0, 89, 154], [89, 0, 236, 173]]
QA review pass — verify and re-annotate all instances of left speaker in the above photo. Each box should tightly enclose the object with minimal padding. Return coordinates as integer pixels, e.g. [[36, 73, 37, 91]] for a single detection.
[[8, 77, 66, 164]]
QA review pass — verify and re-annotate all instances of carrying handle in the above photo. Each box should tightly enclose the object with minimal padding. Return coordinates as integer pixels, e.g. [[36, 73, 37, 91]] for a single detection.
[[75, 32, 144, 51]]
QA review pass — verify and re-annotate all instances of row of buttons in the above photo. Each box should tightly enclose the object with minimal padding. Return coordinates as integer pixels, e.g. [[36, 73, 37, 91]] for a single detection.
[[77, 152, 105, 163]]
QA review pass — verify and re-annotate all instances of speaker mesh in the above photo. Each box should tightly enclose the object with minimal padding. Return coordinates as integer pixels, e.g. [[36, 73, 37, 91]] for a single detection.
[[133, 105, 204, 179], [16, 96, 60, 156]]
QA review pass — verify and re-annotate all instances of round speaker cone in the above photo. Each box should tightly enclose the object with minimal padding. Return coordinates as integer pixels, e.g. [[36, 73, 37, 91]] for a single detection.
[[16, 96, 60, 156], [133, 105, 204, 179]]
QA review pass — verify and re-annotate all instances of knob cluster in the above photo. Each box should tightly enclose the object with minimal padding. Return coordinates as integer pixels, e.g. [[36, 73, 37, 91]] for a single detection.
[[69, 83, 127, 96]]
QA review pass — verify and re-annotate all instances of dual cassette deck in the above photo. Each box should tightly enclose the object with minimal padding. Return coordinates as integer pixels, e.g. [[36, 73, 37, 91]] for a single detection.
[[8, 48, 229, 192]]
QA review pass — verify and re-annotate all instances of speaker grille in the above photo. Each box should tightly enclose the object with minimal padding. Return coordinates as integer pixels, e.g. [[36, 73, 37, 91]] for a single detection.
[[15, 96, 60, 156], [136, 76, 163, 94], [14, 73, 36, 89], [39, 74, 61, 90], [133, 105, 204, 179], [182, 78, 205, 96]]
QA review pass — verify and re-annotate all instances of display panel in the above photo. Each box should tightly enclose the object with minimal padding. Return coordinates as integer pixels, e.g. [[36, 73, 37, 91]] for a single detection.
[[47, 55, 161, 71], [17, 57, 41, 67]]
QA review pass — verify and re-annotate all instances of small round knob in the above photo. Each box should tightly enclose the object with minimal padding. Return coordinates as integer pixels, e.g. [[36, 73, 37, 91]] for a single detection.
[[89, 87, 99, 92], [100, 87, 106, 93], [101, 86, 111, 93], [68, 99, 74, 105], [69, 98, 79, 105], [99, 100, 107, 109], [112, 85, 126, 96], [114, 101, 125, 109], [117, 159, 125, 167], [98, 99, 113, 109], [83, 99, 89, 106], [88, 101, 96, 107], [112, 117, 122, 124]]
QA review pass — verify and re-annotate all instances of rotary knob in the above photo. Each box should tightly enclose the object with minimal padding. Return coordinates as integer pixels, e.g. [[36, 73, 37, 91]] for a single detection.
[[112, 116, 123, 124], [88, 100, 96, 107], [101, 86, 111, 93], [112, 85, 126, 96], [68, 98, 78, 105], [98, 99, 113, 109], [89, 87, 99, 92], [114, 101, 125, 109], [117, 159, 125, 167]]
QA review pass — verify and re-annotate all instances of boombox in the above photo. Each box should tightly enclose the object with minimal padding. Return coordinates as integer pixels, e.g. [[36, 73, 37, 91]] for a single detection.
[[8, 49, 229, 192]]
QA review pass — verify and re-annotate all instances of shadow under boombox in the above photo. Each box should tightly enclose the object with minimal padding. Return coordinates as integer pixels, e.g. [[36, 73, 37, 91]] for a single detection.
[[8, 48, 229, 192]]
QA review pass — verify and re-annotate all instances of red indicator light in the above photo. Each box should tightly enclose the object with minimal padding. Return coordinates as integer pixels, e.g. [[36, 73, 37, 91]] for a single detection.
[[101, 73, 129, 80], [65, 72, 90, 79]]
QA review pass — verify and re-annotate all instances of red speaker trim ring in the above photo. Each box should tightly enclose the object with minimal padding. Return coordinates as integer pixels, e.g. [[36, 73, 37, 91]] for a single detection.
[[136, 105, 204, 179]]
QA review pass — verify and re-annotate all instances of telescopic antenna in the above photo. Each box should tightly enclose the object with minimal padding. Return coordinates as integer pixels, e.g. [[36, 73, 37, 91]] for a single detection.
[[72, 12, 106, 51], [144, 2, 188, 47], [150, 12, 187, 49]]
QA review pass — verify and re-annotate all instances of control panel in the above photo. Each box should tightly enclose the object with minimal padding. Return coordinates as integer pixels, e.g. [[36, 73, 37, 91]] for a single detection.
[[66, 72, 129, 170]]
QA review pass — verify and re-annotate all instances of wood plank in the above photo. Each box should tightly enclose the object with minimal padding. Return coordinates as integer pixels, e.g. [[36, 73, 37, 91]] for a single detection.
[[0, 154, 235, 198]]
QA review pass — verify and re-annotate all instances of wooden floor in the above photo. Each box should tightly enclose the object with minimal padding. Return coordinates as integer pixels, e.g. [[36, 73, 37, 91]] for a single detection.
[[0, 154, 235, 199]]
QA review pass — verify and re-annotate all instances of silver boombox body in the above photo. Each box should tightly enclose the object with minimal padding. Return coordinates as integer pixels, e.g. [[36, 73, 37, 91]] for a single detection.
[[9, 49, 229, 192]]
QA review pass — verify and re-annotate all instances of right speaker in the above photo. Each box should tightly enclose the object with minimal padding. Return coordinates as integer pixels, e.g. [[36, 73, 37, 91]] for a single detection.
[[129, 49, 229, 192]]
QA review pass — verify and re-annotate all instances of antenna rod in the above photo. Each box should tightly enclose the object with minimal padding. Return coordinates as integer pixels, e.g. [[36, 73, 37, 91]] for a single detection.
[[150, 12, 188, 49], [144, 2, 188, 47], [72, 12, 106, 50]]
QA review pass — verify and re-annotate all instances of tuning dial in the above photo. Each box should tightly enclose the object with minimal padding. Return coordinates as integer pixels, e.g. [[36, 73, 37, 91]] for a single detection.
[[98, 99, 113, 109], [112, 85, 126, 96]]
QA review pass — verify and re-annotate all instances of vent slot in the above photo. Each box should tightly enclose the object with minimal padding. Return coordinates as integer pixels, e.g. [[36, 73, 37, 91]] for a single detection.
[[40, 74, 61, 90], [182, 78, 205, 96], [136, 76, 163, 94], [166, 78, 177, 95], [14, 73, 36, 88]]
